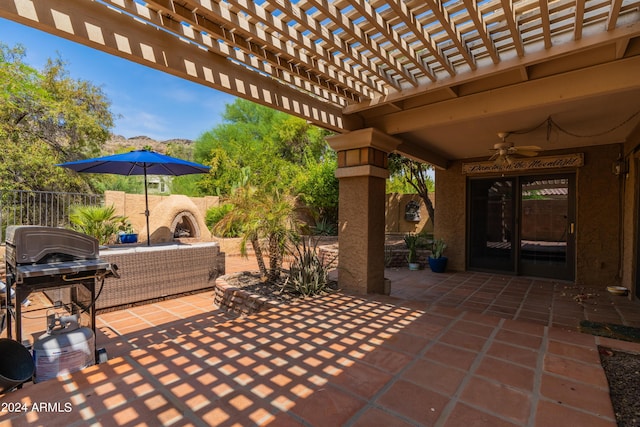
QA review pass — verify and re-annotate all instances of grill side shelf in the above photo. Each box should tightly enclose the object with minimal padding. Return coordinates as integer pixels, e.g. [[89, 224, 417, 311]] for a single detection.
[[13, 260, 112, 283]]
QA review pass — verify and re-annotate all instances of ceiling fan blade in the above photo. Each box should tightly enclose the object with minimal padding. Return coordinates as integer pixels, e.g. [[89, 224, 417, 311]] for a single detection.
[[488, 152, 500, 161], [515, 150, 539, 157], [516, 145, 542, 151]]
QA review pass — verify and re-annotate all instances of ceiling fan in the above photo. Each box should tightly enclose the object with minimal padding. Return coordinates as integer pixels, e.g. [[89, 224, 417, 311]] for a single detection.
[[489, 132, 542, 165]]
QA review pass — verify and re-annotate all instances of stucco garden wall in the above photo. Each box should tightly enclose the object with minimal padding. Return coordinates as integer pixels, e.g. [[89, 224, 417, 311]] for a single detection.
[[385, 193, 434, 234], [104, 191, 219, 244], [435, 144, 624, 287]]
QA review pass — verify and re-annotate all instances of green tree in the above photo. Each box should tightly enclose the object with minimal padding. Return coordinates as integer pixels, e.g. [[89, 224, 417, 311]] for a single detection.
[[296, 153, 339, 232], [0, 44, 113, 192], [194, 99, 333, 198], [388, 154, 436, 225]]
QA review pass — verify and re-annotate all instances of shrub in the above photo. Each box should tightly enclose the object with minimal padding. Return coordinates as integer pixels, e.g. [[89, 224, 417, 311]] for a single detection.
[[69, 205, 128, 245], [280, 237, 337, 297], [311, 217, 337, 236], [206, 203, 241, 237]]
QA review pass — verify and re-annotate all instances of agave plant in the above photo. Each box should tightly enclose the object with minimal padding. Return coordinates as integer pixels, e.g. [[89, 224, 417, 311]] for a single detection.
[[280, 237, 337, 297]]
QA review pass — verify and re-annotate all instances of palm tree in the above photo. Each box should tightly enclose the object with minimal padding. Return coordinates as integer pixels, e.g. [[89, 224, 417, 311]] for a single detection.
[[69, 204, 128, 245], [213, 186, 299, 280], [260, 191, 299, 279]]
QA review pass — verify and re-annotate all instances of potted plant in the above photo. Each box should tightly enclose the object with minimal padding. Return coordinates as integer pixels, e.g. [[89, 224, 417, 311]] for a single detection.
[[69, 205, 128, 245], [117, 218, 138, 244], [428, 238, 448, 273], [404, 233, 421, 270]]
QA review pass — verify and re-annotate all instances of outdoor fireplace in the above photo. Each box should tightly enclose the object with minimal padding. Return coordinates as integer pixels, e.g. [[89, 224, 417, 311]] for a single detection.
[[171, 211, 199, 239]]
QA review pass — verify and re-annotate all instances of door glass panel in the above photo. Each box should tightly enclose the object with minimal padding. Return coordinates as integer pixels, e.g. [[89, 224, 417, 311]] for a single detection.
[[469, 179, 515, 271], [520, 177, 569, 277]]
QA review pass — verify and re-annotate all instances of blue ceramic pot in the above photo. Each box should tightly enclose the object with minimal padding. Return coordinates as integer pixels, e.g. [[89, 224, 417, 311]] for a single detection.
[[119, 233, 138, 244], [428, 256, 448, 273]]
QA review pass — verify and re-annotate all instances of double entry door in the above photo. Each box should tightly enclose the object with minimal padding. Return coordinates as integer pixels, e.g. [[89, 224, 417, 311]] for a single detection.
[[468, 174, 575, 280]]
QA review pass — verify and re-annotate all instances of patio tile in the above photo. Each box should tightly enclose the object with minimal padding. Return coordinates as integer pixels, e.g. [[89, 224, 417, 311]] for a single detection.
[[534, 400, 616, 427], [423, 342, 479, 371], [461, 311, 502, 326], [485, 308, 518, 318], [351, 407, 416, 427], [474, 356, 536, 391], [288, 385, 365, 427], [401, 358, 467, 396], [449, 319, 497, 338], [547, 328, 599, 346], [543, 354, 609, 388], [540, 373, 615, 417], [377, 330, 431, 354], [376, 379, 449, 425], [494, 328, 543, 349], [596, 336, 640, 353], [486, 341, 540, 367], [357, 346, 415, 374], [502, 320, 546, 336], [460, 376, 532, 424], [323, 361, 393, 399], [443, 402, 520, 427], [3, 266, 638, 427], [546, 340, 602, 364], [439, 329, 488, 352]]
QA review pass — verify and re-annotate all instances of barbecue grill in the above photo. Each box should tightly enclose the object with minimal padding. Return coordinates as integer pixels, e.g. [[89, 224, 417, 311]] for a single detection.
[[3, 226, 118, 359]]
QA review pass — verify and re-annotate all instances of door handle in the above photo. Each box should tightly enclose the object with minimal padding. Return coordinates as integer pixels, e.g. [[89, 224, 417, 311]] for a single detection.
[[570, 222, 575, 234]]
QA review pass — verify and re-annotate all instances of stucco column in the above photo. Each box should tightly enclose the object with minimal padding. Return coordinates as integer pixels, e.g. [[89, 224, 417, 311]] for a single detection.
[[327, 128, 401, 294]]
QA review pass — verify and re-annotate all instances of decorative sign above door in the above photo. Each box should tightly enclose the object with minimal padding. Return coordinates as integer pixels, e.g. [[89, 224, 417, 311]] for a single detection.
[[462, 153, 584, 175]]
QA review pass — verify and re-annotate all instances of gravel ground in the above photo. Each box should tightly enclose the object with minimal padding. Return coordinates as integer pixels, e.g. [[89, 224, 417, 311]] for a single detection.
[[599, 346, 640, 427]]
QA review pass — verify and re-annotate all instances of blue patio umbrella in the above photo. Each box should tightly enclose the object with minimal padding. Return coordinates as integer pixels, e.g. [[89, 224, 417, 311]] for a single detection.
[[58, 149, 210, 246]]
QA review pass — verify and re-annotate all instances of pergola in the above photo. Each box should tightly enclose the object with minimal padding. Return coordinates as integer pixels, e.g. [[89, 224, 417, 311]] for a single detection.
[[2, 0, 640, 293]]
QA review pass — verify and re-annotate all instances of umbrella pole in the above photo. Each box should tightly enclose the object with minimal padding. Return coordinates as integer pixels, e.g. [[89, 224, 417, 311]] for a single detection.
[[144, 167, 151, 246]]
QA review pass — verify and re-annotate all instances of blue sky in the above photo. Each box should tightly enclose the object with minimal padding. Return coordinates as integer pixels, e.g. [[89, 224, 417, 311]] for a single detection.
[[0, 18, 236, 141]]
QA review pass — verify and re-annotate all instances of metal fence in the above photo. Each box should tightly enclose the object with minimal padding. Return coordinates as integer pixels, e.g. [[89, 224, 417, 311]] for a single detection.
[[0, 190, 103, 242]]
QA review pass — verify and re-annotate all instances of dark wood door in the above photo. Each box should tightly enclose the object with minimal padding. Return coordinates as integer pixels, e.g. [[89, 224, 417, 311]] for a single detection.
[[518, 175, 575, 281], [468, 174, 575, 281]]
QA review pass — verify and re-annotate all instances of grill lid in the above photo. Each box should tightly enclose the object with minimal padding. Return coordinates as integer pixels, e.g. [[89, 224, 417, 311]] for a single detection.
[[5, 226, 99, 265]]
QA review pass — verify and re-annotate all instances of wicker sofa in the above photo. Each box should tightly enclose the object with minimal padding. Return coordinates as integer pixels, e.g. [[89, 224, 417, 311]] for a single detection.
[[97, 243, 224, 311]]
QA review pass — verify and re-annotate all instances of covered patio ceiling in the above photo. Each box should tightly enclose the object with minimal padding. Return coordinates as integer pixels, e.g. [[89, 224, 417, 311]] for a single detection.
[[2, 0, 639, 168]]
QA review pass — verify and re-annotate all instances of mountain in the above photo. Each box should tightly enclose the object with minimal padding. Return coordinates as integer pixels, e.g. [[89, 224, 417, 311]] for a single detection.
[[104, 134, 193, 154]]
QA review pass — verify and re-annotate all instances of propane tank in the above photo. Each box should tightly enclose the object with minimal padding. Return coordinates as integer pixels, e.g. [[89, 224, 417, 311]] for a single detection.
[[32, 314, 95, 383]]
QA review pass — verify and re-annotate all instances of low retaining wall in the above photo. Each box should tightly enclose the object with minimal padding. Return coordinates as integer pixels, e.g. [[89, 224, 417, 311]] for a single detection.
[[213, 273, 281, 316], [97, 243, 225, 311], [318, 244, 432, 269]]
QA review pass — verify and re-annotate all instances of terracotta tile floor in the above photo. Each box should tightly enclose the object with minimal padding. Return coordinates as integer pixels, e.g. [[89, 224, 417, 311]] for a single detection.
[[2, 259, 640, 426]]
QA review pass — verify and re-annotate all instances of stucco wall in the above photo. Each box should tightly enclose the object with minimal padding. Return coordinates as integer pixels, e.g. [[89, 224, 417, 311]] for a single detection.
[[434, 144, 624, 287], [105, 191, 219, 244], [575, 144, 622, 286], [385, 193, 434, 234], [434, 164, 467, 271]]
